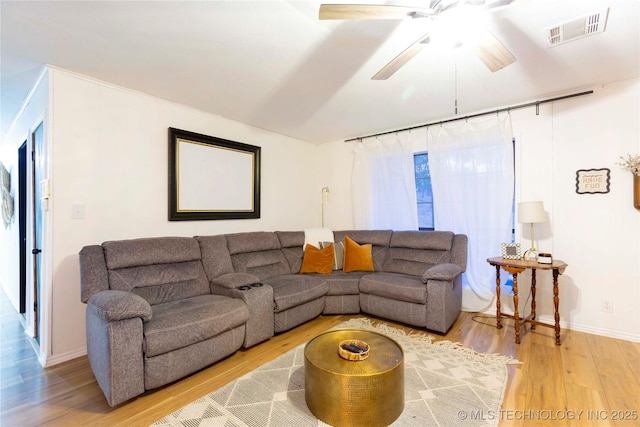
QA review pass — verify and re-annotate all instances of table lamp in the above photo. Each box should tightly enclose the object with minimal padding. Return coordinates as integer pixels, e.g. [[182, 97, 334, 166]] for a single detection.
[[518, 201, 546, 260]]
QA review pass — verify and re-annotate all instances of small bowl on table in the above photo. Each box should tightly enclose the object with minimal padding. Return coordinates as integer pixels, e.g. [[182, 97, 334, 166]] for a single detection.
[[338, 339, 370, 361]]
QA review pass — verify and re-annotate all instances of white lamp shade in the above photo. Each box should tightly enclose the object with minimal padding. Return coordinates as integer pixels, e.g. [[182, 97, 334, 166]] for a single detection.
[[518, 201, 546, 223]]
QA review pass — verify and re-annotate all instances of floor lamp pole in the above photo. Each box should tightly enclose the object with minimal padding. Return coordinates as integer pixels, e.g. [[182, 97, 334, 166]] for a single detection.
[[321, 187, 329, 228]]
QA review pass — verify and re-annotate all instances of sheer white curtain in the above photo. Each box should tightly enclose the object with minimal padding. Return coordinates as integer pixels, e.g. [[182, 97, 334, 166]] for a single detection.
[[352, 133, 418, 230], [428, 115, 514, 312]]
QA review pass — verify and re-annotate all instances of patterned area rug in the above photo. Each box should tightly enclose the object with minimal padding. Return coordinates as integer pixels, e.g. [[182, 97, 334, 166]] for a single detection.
[[151, 318, 516, 427]]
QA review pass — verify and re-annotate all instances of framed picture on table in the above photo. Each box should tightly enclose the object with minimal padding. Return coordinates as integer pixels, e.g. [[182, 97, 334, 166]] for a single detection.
[[501, 243, 521, 260]]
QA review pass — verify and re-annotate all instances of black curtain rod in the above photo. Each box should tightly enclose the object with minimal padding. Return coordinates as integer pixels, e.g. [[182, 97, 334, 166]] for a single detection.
[[344, 90, 594, 142]]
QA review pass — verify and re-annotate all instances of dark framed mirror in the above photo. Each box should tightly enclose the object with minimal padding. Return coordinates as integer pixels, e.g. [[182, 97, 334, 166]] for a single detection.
[[168, 128, 261, 221]]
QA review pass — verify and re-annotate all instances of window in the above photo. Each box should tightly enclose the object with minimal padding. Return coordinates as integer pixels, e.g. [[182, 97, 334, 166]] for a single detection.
[[413, 152, 434, 230], [414, 139, 515, 233]]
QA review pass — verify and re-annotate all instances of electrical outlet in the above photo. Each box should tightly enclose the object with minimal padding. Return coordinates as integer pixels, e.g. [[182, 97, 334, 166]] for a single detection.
[[601, 299, 613, 313]]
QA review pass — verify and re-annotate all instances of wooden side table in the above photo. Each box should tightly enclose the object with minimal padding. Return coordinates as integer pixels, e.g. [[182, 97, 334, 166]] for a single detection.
[[487, 257, 568, 345]]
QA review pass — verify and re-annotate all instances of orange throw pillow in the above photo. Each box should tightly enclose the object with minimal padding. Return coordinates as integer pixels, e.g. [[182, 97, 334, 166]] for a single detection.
[[343, 236, 374, 273], [300, 243, 334, 274]]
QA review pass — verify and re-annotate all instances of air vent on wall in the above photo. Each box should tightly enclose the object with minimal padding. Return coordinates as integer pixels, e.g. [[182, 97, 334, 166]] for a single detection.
[[546, 8, 609, 47]]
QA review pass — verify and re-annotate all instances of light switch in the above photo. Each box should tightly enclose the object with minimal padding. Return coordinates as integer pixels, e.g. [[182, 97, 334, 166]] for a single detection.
[[71, 203, 85, 219]]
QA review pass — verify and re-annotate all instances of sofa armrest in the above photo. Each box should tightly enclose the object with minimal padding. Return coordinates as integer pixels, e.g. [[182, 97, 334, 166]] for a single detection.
[[209, 273, 274, 348], [211, 272, 261, 290], [422, 263, 464, 332], [422, 263, 463, 283], [88, 290, 152, 322], [86, 290, 148, 406]]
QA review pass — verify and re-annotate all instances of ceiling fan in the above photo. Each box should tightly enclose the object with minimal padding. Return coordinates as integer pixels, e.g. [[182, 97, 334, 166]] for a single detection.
[[319, 0, 517, 80]]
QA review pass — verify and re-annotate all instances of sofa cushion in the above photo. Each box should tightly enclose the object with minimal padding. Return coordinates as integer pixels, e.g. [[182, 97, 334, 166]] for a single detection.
[[226, 232, 292, 279], [300, 244, 334, 274], [335, 230, 393, 247], [382, 231, 454, 276], [262, 275, 328, 313], [323, 271, 364, 296], [102, 237, 201, 269], [226, 231, 281, 254], [390, 230, 454, 251], [359, 272, 427, 305], [143, 295, 249, 357], [276, 231, 305, 272], [107, 260, 210, 306], [343, 236, 374, 273], [196, 235, 234, 279], [230, 249, 292, 279], [102, 237, 210, 305], [276, 231, 304, 248]]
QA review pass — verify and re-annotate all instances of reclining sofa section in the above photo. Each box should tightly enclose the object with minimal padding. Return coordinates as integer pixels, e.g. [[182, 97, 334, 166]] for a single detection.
[[79, 229, 467, 406]]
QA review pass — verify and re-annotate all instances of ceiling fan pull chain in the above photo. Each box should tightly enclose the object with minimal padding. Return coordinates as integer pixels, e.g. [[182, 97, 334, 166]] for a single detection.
[[454, 59, 458, 115]]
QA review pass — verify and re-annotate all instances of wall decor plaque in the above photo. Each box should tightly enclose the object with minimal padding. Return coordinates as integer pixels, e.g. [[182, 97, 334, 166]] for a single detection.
[[575, 168, 610, 194]]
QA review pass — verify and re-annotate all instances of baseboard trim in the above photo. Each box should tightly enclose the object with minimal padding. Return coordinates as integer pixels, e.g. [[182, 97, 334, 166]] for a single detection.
[[478, 307, 640, 343], [537, 315, 640, 343], [43, 347, 87, 368]]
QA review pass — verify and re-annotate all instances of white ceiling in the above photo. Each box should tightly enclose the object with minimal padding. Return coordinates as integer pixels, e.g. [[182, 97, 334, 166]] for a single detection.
[[1, 0, 639, 144]]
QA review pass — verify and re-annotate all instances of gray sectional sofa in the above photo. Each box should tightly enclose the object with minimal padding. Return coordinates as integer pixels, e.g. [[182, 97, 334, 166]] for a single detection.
[[79, 229, 467, 406]]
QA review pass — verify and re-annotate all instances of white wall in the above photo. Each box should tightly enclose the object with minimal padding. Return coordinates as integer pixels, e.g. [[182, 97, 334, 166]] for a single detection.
[[41, 68, 320, 363], [507, 80, 640, 342], [314, 139, 356, 230], [319, 79, 640, 342], [521, 80, 640, 341]]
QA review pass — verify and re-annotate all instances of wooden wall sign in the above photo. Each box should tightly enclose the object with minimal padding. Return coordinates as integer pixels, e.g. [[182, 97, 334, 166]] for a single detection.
[[575, 168, 610, 194]]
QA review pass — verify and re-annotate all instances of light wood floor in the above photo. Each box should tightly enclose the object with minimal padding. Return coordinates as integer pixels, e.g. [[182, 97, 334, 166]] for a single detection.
[[1, 287, 638, 427]]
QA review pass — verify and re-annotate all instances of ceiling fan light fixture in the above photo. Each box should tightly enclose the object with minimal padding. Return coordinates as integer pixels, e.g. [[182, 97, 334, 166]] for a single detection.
[[431, 4, 488, 48], [318, 0, 517, 78]]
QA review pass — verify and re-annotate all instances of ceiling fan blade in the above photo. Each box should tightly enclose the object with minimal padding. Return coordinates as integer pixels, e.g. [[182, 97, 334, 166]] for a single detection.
[[319, 4, 434, 20], [474, 32, 516, 72], [372, 34, 431, 80]]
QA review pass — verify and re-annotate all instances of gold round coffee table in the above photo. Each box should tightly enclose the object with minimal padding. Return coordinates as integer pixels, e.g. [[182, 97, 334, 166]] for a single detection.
[[304, 329, 404, 427]]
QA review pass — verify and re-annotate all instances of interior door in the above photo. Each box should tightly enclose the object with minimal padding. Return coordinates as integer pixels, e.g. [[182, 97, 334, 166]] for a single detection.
[[31, 122, 44, 342]]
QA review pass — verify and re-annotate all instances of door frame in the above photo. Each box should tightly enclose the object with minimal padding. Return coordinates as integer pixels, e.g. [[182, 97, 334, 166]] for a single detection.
[[21, 114, 51, 364], [31, 121, 44, 342]]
